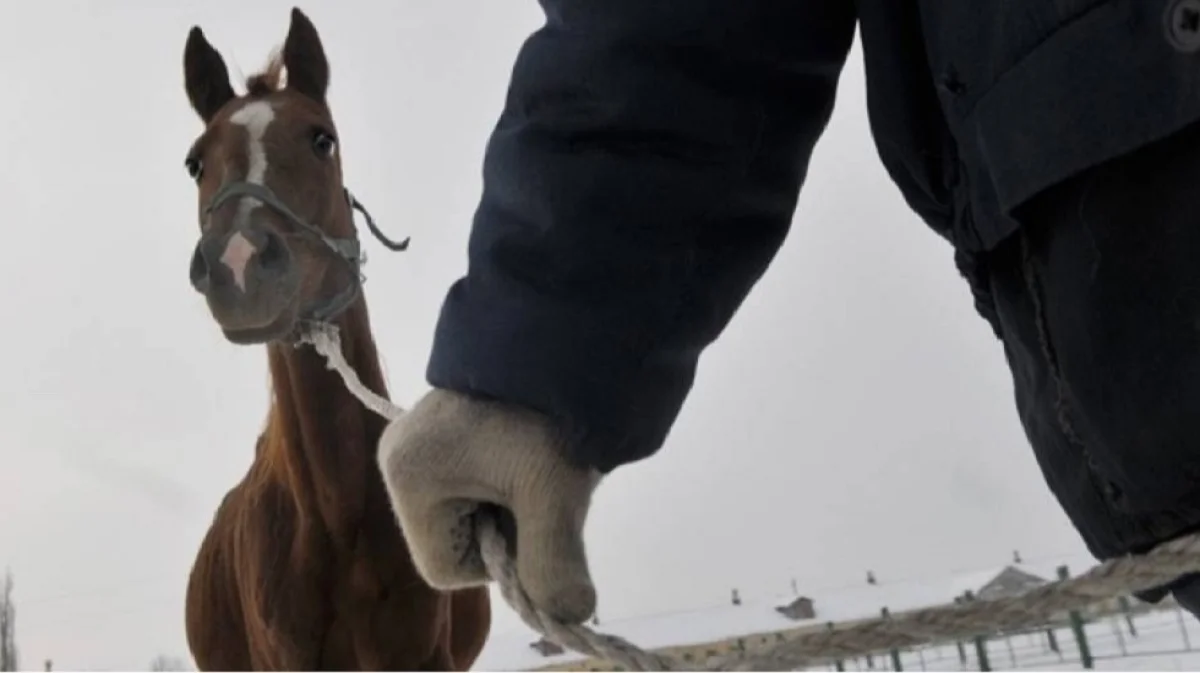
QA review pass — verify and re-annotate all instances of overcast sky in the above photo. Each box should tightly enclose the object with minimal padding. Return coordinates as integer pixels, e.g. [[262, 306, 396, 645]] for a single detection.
[[0, 1, 1096, 670]]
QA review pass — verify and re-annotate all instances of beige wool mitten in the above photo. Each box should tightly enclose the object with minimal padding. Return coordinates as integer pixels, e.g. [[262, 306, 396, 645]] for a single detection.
[[377, 388, 602, 624]]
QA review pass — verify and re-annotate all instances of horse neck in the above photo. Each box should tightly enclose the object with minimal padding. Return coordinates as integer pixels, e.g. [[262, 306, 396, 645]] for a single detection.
[[263, 297, 390, 537]]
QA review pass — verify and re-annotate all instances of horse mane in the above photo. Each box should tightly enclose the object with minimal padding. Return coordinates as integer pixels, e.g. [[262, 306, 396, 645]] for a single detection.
[[245, 50, 285, 97]]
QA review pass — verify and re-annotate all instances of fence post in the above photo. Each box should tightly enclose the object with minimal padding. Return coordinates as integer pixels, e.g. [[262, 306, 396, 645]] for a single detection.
[[959, 590, 991, 672], [1117, 596, 1137, 636], [827, 622, 846, 671], [1176, 605, 1192, 650], [1046, 628, 1059, 655], [972, 636, 991, 672], [1057, 565, 1094, 669], [881, 608, 903, 672], [1110, 614, 1127, 656]]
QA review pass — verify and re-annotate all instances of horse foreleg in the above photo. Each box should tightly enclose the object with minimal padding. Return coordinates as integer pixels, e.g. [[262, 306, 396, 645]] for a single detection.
[[185, 520, 252, 671]]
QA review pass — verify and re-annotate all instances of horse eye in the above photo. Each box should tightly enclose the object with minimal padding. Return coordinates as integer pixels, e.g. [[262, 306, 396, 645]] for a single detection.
[[185, 157, 203, 180], [312, 131, 337, 158]]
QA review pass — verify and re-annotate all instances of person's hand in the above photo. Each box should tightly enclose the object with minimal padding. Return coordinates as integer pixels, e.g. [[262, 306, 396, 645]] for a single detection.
[[377, 388, 602, 623]]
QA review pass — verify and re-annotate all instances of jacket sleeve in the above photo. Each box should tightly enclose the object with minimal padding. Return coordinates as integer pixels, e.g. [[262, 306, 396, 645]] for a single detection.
[[427, 1, 857, 473]]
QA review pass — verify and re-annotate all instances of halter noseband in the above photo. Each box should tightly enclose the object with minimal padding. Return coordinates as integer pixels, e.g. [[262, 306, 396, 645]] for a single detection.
[[203, 180, 409, 335]]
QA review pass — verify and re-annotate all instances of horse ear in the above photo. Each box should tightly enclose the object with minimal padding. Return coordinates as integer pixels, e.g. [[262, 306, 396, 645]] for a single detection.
[[282, 8, 329, 104], [184, 27, 236, 123]]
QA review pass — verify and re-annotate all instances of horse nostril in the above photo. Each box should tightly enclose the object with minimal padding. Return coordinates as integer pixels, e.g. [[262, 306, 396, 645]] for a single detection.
[[257, 230, 289, 272], [189, 244, 210, 292]]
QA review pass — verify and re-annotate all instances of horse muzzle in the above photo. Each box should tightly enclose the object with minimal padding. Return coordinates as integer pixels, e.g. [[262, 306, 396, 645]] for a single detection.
[[189, 222, 301, 338]]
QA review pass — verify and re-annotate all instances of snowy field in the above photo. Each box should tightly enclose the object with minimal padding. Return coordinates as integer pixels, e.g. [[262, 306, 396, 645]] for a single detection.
[[480, 601, 1200, 671], [815, 606, 1200, 672]]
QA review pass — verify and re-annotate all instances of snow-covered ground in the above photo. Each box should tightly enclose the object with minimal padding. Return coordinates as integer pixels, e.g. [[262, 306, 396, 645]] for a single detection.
[[817, 607, 1200, 672]]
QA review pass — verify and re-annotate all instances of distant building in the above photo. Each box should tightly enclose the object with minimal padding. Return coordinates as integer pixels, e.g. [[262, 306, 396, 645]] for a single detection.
[[975, 566, 1048, 601], [774, 596, 816, 621]]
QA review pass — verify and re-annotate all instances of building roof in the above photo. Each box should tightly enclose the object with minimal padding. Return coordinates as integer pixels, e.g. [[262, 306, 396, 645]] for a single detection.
[[472, 560, 1074, 671], [975, 565, 1051, 601]]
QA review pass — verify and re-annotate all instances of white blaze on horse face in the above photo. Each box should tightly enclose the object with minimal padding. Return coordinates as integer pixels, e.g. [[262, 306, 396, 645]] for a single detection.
[[229, 99, 275, 186], [220, 100, 276, 290], [220, 231, 257, 292]]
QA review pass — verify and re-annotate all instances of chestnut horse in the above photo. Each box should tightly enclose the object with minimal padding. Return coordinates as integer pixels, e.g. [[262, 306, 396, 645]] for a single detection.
[[179, 8, 490, 670]]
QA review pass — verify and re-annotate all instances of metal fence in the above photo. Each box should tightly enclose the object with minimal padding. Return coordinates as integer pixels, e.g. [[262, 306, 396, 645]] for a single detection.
[[816, 603, 1200, 672]]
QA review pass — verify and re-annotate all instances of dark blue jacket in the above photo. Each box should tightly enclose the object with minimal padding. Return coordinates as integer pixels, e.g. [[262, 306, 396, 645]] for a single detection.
[[427, 0, 1200, 473]]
